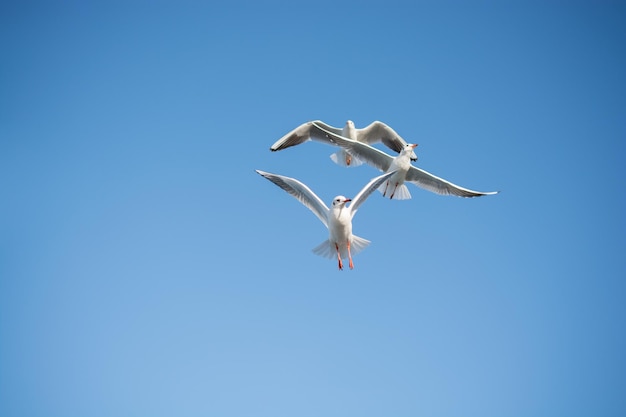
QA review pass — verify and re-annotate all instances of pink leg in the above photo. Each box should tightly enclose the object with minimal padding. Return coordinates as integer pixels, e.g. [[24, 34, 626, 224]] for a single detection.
[[347, 240, 354, 269], [335, 243, 343, 270], [383, 180, 389, 197], [389, 182, 399, 199]]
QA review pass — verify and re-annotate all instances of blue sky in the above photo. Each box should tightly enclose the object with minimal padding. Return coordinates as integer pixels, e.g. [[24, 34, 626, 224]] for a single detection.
[[1, 1, 625, 416]]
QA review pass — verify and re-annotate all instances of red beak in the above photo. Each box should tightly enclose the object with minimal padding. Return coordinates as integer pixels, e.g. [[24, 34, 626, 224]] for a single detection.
[[345, 198, 352, 202]]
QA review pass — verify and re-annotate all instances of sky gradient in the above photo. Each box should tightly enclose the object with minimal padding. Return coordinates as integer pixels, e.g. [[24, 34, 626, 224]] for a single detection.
[[1, 1, 625, 416]]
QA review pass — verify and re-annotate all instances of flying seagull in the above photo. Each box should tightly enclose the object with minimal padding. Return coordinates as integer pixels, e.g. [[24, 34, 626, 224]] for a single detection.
[[313, 122, 498, 200], [256, 169, 395, 270], [270, 120, 417, 166]]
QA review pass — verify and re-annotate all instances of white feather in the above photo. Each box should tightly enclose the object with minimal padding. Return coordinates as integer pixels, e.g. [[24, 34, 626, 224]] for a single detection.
[[312, 240, 334, 259], [378, 181, 412, 200], [329, 149, 365, 167]]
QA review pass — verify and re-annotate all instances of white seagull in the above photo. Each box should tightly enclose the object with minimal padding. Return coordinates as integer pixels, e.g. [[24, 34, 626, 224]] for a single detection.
[[270, 120, 417, 166], [313, 122, 498, 200], [256, 169, 395, 270]]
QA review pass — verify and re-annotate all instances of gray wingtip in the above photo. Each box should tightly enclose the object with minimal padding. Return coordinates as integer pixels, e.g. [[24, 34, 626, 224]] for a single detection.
[[466, 190, 500, 197]]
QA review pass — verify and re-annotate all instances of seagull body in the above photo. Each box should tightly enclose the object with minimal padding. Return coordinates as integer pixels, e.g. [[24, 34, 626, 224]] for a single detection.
[[270, 120, 417, 166], [313, 122, 498, 200], [256, 169, 395, 270]]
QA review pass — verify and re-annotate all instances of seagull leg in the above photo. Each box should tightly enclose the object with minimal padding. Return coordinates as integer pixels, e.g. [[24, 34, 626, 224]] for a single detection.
[[390, 183, 399, 199], [347, 240, 354, 269], [383, 180, 389, 197], [346, 154, 352, 166], [335, 243, 343, 270]]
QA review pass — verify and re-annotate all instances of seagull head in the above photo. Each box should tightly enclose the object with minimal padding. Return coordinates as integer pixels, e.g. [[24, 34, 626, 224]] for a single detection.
[[345, 120, 355, 128], [331, 195, 352, 208], [403, 143, 418, 161]]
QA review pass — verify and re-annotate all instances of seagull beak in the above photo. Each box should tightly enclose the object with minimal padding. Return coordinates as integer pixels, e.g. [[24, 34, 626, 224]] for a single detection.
[[345, 198, 352, 202], [411, 144, 418, 148]]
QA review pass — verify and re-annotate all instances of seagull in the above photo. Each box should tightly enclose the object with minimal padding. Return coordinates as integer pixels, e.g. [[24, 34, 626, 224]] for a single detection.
[[313, 122, 498, 200], [270, 120, 417, 166], [256, 169, 395, 270]]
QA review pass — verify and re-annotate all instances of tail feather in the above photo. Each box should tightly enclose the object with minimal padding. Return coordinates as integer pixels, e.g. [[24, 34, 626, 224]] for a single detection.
[[312, 235, 371, 260], [329, 150, 364, 167], [377, 181, 412, 200], [391, 183, 412, 200], [349, 235, 371, 256], [312, 240, 334, 259], [377, 180, 388, 196]]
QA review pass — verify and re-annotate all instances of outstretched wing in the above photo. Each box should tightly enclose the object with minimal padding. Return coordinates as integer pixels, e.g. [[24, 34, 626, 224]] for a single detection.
[[312, 122, 394, 172], [255, 170, 330, 227], [356, 121, 405, 154], [405, 166, 499, 197], [270, 120, 342, 152], [349, 171, 396, 217]]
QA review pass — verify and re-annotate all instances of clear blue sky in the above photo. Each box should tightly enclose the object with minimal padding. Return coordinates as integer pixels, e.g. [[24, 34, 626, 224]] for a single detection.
[[2, 1, 625, 416]]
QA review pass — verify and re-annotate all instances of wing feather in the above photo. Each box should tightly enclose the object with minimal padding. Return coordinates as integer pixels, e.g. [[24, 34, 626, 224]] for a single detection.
[[356, 121, 407, 154], [349, 171, 396, 217], [256, 170, 330, 227], [270, 120, 342, 151], [405, 166, 499, 197]]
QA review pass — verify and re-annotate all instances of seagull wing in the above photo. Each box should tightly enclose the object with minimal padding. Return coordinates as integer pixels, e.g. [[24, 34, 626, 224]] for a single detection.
[[256, 170, 330, 227], [312, 122, 394, 172], [405, 166, 499, 198], [356, 121, 408, 154], [270, 120, 342, 151], [349, 171, 396, 217]]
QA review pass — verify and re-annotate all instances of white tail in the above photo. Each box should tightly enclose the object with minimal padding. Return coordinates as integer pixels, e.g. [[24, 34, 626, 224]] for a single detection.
[[377, 181, 412, 200], [312, 239, 334, 259], [312, 235, 371, 260], [349, 235, 371, 256], [329, 149, 364, 167]]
